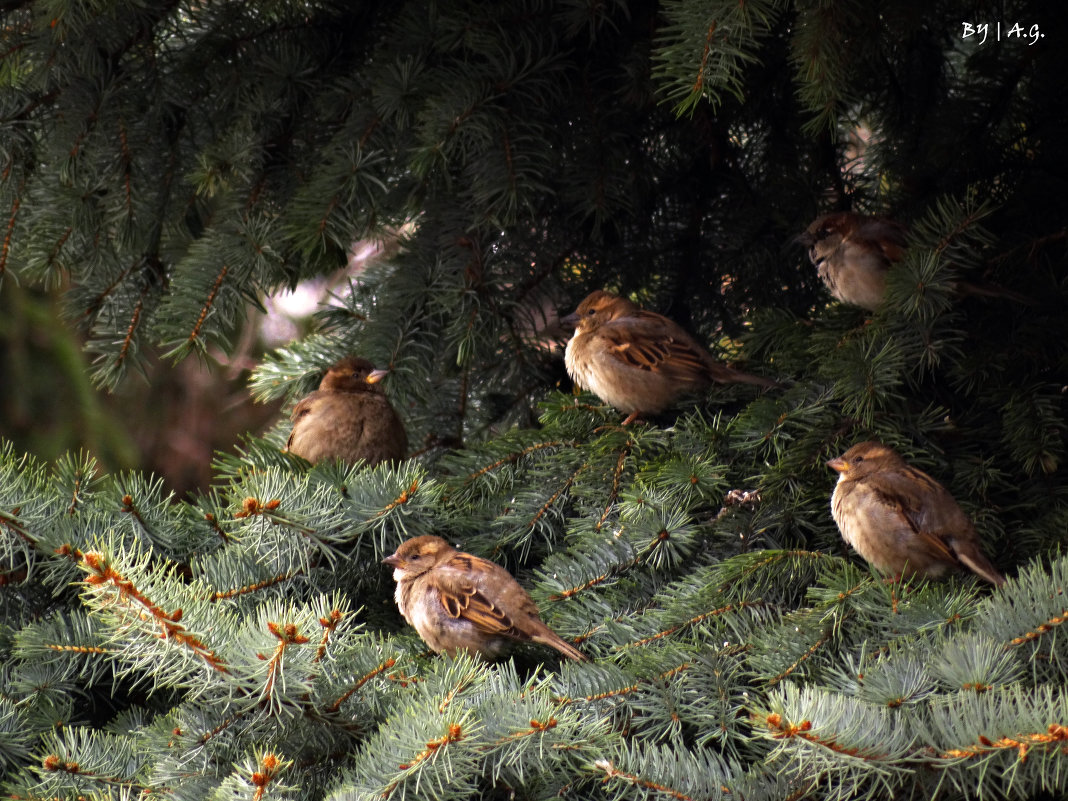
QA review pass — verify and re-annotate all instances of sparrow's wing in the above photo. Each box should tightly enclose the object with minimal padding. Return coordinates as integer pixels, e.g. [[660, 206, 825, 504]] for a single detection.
[[852, 218, 909, 263], [865, 466, 968, 565], [434, 553, 534, 640], [876, 466, 1006, 585], [593, 314, 777, 389], [289, 394, 317, 423], [285, 395, 319, 451], [595, 312, 712, 383]]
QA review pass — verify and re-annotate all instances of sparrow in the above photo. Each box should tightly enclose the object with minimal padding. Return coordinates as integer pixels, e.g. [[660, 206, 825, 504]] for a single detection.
[[827, 441, 1005, 586], [384, 535, 588, 661], [284, 356, 408, 467], [799, 211, 1031, 311], [799, 212, 908, 311], [562, 290, 777, 424]]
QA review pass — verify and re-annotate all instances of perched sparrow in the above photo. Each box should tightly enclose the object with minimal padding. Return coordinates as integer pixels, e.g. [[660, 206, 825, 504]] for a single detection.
[[285, 356, 408, 467], [799, 211, 1031, 311], [384, 535, 587, 661], [562, 290, 777, 424], [799, 212, 908, 311], [827, 441, 1005, 586]]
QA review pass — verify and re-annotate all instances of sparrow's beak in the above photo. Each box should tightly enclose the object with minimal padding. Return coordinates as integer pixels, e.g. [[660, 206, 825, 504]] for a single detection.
[[826, 457, 849, 473], [794, 231, 816, 248], [366, 368, 390, 384], [382, 553, 402, 567], [560, 312, 579, 328]]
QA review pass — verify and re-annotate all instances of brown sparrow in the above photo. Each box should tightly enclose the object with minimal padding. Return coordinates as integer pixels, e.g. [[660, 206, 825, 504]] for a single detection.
[[799, 211, 1031, 311], [799, 212, 908, 311], [384, 535, 587, 661], [562, 290, 777, 424], [285, 356, 408, 467], [827, 441, 1005, 586]]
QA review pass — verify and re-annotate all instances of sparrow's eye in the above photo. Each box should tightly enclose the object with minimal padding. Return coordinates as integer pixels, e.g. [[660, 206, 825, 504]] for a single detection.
[[853, 455, 864, 463], [816, 226, 832, 240], [586, 308, 596, 316]]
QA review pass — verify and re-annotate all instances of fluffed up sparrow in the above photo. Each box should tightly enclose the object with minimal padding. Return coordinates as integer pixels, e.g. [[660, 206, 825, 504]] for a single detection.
[[827, 441, 1005, 586], [384, 535, 587, 661], [562, 290, 777, 424], [285, 356, 408, 467], [799, 212, 908, 311], [799, 211, 1030, 311]]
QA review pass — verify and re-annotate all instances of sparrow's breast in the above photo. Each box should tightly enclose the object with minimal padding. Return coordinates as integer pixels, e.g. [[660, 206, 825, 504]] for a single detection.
[[831, 242, 889, 311], [395, 576, 417, 626], [832, 478, 918, 575], [564, 331, 590, 387]]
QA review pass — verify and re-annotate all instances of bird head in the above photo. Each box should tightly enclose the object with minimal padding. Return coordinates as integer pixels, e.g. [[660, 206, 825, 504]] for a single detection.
[[799, 212, 861, 270], [800, 212, 909, 270], [318, 356, 390, 393], [383, 535, 454, 577], [561, 290, 639, 334], [827, 440, 904, 478]]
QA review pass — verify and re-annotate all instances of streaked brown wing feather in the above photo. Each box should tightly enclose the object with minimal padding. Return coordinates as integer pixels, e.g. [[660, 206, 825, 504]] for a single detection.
[[911, 529, 960, 566], [286, 397, 316, 451], [867, 467, 964, 565], [598, 316, 709, 381], [290, 396, 315, 423], [853, 219, 908, 263], [436, 554, 525, 639]]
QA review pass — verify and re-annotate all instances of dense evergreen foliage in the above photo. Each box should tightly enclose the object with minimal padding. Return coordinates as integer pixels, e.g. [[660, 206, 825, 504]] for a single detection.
[[1, 0, 1065, 798]]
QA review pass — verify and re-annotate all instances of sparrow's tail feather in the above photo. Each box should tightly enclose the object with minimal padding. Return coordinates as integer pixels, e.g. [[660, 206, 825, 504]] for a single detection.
[[538, 632, 588, 661], [957, 550, 1007, 587], [708, 365, 782, 390]]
